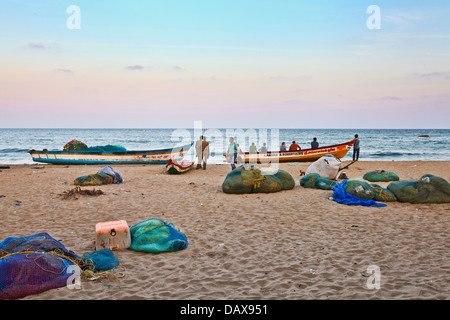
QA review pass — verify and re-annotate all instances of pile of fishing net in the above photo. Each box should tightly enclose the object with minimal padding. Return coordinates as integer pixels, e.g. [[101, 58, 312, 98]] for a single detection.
[[0, 233, 120, 300], [331, 179, 389, 207], [129, 218, 188, 253], [74, 166, 123, 186], [363, 170, 399, 182], [63, 139, 88, 151], [300, 173, 337, 190], [332, 174, 450, 206], [387, 174, 450, 203], [63, 140, 126, 153], [222, 165, 295, 194]]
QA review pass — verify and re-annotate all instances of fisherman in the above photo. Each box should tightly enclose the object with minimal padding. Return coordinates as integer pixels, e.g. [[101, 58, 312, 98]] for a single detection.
[[195, 135, 210, 169], [227, 137, 238, 170], [311, 137, 319, 149], [289, 141, 301, 151], [353, 134, 360, 161]]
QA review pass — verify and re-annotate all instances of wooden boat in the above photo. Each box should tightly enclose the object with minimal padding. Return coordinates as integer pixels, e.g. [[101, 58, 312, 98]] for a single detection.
[[29, 143, 193, 165], [227, 139, 356, 163], [165, 159, 194, 174]]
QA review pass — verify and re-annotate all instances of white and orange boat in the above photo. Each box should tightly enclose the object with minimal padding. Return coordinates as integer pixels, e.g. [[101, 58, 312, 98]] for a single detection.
[[29, 143, 193, 165], [227, 139, 356, 163]]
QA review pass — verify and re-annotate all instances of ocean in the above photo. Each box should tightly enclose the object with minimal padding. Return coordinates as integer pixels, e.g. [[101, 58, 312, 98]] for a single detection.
[[0, 128, 449, 165]]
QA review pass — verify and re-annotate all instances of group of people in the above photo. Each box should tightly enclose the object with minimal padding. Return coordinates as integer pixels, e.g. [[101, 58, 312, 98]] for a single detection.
[[280, 138, 319, 152], [196, 134, 361, 171]]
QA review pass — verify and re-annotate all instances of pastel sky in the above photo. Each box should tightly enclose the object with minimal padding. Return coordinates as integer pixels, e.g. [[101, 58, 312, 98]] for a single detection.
[[0, 0, 449, 128]]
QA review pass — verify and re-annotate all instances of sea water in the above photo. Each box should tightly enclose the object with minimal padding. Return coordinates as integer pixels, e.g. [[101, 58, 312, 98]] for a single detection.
[[0, 128, 448, 165]]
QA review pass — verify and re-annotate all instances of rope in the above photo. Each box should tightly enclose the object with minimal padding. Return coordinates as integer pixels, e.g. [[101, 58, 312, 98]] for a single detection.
[[0, 248, 124, 281], [253, 176, 266, 189]]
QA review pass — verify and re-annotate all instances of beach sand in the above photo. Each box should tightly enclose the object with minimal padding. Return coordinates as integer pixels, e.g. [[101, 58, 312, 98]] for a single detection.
[[0, 160, 449, 300]]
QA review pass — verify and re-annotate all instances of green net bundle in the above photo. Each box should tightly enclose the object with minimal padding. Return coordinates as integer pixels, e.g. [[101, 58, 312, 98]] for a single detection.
[[129, 219, 188, 254], [363, 170, 399, 182], [300, 173, 337, 190], [387, 174, 450, 203], [222, 165, 295, 194]]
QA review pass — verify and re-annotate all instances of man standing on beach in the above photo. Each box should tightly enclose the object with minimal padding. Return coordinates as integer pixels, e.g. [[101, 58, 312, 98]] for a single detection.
[[353, 134, 360, 161], [227, 137, 238, 170], [311, 137, 319, 149], [195, 135, 210, 169]]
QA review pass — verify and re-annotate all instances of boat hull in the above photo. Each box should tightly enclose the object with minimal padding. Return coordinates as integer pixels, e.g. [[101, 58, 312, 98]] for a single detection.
[[29, 144, 192, 165], [228, 140, 355, 163]]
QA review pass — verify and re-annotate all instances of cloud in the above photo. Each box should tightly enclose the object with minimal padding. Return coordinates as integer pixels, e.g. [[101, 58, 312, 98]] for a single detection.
[[125, 65, 144, 71], [383, 12, 423, 25], [377, 96, 404, 101], [28, 43, 51, 49], [414, 72, 450, 79], [172, 65, 186, 71], [55, 68, 74, 74]]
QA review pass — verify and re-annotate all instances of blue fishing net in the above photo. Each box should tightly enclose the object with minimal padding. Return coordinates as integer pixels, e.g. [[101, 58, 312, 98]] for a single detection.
[[0, 233, 120, 299], [82, 249, 119, 271], [0, 233, 78, 300], [129, 218, 188, 253], [332, 179, 387, 207]]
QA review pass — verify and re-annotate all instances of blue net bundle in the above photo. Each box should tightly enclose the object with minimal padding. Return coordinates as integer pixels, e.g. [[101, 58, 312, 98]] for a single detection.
[[0, 233, 121, 299], [129, 218, 188, 253], [82, 249, 119, 271], [0, 233, 81, 300], [332, 179, 387, 207]]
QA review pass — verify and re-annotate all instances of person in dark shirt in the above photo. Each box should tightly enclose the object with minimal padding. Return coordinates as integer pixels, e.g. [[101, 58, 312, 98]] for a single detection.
[[353, 134, 360, 161], [280, 142, 287, 152], [311, 137, 319, 149]]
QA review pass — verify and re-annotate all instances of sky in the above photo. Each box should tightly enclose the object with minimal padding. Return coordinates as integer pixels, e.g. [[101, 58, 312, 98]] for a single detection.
[[0, 0, 449, 129]]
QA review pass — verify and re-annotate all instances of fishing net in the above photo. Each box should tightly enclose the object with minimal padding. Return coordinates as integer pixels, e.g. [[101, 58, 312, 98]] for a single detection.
[[300, 173, 337, 190], [387, 174, 450, 203], [371, 184, 398, 202], [252, 175, 283, 193], [0, 233, 121, 300], [363, 170, 399, 182], [129, 219, 188, 254], [343, 180, 375, 200], [74, 173, 114, 186], [222, 165, 262, 194], [63, 140, 88, 151], [81, 249, 119, 271], [87, 145, 127, 153], [222, 165, 295, 194], [62, 140, 126, 153], [332, 180, 387, 207], [262, 168, 295, 190], [74, 166, 123, 186]]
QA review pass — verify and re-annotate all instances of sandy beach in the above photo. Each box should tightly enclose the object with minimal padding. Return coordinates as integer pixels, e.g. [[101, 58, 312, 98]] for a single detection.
[[0, 160, 449, 300]]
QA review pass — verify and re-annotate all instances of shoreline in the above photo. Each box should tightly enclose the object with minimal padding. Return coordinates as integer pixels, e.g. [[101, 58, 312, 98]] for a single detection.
[[1, 160, 449, 300]]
